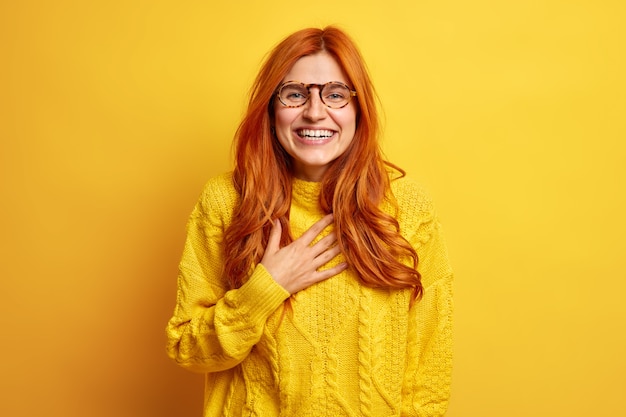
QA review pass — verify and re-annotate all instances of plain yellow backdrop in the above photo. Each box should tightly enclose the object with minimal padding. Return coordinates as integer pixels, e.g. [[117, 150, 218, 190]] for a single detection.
[[1, 1, 624, 416]]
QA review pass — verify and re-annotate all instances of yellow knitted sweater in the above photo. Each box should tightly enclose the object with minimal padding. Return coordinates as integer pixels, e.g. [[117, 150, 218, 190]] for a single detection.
[[166, 172, 453, 417]]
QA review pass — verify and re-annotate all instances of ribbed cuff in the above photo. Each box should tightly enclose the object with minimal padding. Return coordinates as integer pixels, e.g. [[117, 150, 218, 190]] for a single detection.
[[234, 264, 290, 323]]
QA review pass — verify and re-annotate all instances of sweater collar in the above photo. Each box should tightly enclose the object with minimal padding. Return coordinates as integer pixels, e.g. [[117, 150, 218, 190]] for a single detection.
[[291, 177, 322, 211]]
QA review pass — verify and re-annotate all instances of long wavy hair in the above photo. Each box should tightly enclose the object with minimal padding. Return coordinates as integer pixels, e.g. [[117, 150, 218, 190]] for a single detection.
[[223, 26, 423, 302]]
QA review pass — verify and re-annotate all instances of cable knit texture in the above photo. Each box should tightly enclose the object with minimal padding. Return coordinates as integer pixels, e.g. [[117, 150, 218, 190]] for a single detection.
[[166, 172, 453, 417]]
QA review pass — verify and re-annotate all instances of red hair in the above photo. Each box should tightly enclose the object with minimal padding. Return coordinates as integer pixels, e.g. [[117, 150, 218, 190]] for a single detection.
[[223, 26, 423, 301]]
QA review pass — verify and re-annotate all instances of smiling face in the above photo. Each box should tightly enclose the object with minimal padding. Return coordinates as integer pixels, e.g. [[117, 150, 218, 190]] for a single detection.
[[273, 52, 357, 182]]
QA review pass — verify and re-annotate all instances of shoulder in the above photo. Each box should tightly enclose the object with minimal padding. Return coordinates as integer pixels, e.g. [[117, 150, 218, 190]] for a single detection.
[[198, 172, 238, 204], [191, 172, 240, 226], [389, 173, 435, 220]]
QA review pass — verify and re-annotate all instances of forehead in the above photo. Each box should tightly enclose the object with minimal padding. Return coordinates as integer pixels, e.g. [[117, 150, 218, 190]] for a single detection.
[[283, 52, 349, 84]]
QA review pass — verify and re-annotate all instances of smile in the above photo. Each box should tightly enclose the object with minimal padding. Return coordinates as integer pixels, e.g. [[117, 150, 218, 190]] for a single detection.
[[297, 129, 335, 139]]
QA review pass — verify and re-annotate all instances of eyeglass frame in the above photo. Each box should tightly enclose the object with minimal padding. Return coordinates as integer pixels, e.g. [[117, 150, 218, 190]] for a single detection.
[[275, 80, 357, 109]]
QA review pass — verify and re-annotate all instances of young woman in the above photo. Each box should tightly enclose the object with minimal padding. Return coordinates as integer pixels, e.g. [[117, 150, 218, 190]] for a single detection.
[[166, 26, 453, 417]]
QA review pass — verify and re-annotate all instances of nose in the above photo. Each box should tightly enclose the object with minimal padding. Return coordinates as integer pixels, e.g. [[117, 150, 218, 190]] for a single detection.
[[302, 88, 327, 121]]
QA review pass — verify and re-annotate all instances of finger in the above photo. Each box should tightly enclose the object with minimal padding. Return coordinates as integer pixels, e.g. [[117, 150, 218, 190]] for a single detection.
[[314, 262, 348, 282], [312, 244, 342, 268], [299, 213, 334, 245], [266, 219, 282, 252], [308, 231, 337, 256]]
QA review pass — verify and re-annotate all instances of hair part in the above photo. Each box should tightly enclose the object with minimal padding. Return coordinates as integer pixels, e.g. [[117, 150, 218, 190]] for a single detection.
[[223, 26, 423, 303]]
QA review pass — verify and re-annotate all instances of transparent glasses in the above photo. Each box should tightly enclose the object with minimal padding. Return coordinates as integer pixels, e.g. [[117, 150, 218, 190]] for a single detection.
[[276, 81, 357, 109]]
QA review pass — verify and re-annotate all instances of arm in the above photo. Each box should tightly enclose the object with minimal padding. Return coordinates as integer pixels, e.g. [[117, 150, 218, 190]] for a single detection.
[[165, 180, 346, 374], [402, 219, 454, 416], [165, 189, 291, 373]]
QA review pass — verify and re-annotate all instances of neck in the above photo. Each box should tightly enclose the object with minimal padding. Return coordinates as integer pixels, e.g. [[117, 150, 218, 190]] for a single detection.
[[292, 164, 327, 183]]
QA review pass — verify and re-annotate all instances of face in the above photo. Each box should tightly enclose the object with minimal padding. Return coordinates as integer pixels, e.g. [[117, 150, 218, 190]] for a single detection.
[[273, 52, 357, 182]]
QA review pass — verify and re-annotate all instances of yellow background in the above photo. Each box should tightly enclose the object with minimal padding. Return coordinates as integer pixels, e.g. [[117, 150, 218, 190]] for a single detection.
[[1, 1, 624, 416]]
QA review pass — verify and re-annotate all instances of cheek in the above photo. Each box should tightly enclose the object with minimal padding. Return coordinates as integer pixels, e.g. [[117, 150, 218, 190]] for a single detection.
[[339, 111, 357, 139], [272, 112, 293, 150], [273, 107, 296, 131]]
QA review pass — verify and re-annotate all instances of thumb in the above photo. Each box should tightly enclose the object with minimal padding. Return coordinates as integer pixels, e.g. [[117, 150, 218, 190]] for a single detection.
[[266, 219, 282, 252]]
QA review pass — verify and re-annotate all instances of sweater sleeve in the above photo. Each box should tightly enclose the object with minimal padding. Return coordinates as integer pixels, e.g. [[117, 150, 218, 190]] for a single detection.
[[165, 180, 290, 373], [401, 213, 454, 416]]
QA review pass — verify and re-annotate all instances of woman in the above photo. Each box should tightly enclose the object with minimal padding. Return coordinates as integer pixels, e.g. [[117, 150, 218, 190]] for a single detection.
[[166, 26, 453, 417]]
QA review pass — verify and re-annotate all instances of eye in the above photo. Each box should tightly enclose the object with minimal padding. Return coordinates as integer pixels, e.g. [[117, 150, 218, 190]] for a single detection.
[[287, 91, 306, 99], [279, 83, 309, 104], [325, 92, 346, 101], [323, 84, 350, 103]]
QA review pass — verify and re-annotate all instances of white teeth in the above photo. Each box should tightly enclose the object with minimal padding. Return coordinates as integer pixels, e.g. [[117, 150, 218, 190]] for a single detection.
[[298, 129, 334, 139]]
